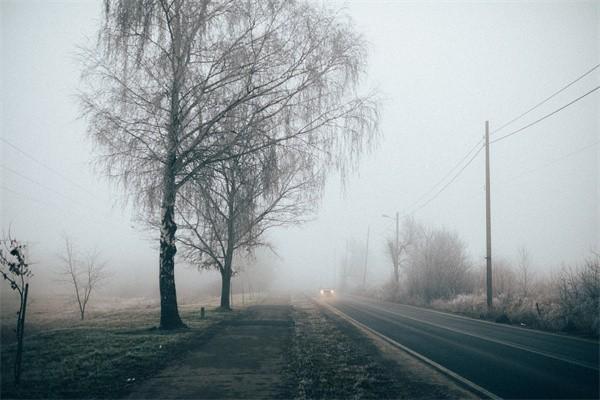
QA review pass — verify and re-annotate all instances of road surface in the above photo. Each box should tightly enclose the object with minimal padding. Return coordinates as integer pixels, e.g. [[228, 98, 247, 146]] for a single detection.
[[328, 295, 599, 399]]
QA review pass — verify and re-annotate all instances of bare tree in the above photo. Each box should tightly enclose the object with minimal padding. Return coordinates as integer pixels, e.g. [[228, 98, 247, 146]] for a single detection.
[[405, 227, 472, 303], [0, 235, 32, 385], [338, 236, 369, 291], [177, 145, 316, 309], [490, 258, 517, 299], [556, 253, 600, 333], [517, 246, 532, 298], [59, 237, 108, 320], [386, 217, 422, 284], [80, 0, 377, 328], [237, 247, 279, 296]]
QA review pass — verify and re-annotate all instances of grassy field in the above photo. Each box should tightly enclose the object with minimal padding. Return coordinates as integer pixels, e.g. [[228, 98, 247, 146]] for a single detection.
[[0, 300, 242, 399]]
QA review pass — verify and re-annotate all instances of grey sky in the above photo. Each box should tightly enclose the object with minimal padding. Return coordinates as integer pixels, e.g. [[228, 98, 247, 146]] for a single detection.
[[1, 1, 598, 295]]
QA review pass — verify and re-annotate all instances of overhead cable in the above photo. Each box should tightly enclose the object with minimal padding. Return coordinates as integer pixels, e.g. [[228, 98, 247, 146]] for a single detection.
[[491, 85, 600, 144], [492, 63, 600, 135]]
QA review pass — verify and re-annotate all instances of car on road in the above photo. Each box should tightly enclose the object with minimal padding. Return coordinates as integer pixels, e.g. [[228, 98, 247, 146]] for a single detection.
[[320, 288, 335, 297]]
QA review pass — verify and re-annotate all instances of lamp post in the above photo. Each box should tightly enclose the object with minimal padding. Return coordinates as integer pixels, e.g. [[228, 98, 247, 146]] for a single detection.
[[382, 212, 400, 283]]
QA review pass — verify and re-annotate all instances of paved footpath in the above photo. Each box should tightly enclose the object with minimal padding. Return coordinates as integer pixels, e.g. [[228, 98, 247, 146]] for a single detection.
[[129, 301, 293, 399]]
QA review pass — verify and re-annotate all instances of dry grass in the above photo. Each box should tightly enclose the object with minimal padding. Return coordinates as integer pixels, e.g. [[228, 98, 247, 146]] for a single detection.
[[0, 298, 244, 399]]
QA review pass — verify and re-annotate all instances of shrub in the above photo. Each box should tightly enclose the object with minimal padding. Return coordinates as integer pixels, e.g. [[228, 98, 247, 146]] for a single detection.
[[555, 255, 600, 335]]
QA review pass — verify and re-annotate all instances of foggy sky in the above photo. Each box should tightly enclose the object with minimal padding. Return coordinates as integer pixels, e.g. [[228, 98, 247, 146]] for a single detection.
[[1, 1, 598, 298]]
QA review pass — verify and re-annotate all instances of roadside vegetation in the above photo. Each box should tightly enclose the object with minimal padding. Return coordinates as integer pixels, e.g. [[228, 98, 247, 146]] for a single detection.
[[427, 255, 600, 336], [0, 304, 238, 399], [360, 218, 599, 337]]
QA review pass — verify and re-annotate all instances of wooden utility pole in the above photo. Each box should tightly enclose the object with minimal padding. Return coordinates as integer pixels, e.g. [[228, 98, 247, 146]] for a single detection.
[[485, 121, 493, 310], [362, 226, 370, 289], [342, 239, 349, 291], [395, 211, 400, 283]]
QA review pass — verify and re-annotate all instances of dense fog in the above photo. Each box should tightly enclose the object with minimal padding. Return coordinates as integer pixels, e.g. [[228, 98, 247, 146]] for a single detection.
[[1, 0, 598, 311]]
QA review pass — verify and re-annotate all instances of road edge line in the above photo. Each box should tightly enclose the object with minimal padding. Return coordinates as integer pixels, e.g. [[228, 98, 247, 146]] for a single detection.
[[316, 298, 502, 400]]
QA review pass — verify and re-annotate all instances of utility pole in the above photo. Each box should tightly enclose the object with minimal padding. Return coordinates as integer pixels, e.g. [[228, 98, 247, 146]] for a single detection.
[[395, 211, 400, 282], [485, 120, 493, 310], [362, 226, 370, 289], [382, 212, 401, 283], [342, 239, 349, 292], [333, 247, 337, 289]]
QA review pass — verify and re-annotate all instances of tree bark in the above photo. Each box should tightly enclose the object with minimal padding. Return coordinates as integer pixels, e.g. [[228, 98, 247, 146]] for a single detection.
[[220, 234, 234, 310], [220, 269, 232, 310], [14, 283, 28, 385], [219, 177, 236, 311], [159, 152, 185, 329], [159, 16, 186, 329]]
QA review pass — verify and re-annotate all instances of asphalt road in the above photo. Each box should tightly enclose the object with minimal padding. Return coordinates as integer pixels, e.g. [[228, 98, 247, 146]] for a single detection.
[[329, 295, 599, 399]]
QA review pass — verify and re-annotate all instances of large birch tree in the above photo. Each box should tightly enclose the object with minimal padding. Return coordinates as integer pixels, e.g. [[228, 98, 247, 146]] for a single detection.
[[81, 0, 377, 329]]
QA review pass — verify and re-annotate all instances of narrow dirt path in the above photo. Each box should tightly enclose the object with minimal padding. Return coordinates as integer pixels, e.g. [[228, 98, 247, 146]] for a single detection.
[[127, 295, 475, 399], [128, 298, 293, 399]]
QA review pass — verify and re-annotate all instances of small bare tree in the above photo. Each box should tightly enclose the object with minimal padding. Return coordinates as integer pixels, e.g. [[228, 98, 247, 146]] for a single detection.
[[386, 217, 422, 284], [0, 235, 32, 384], [405, 227, 472, 303], [491, 258, 517, 299], [178, 146, 316, 309], [517, 246, 533, 298], [59, 237, 108, 320], [556, 252, 600, 334]]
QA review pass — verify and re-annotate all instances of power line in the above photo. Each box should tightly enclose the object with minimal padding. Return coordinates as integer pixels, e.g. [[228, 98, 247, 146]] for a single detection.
[[385, 66, 599, 227], [492, 63, 600, 135], [1, 185, 57, 208], [402, 138, 484, 214], [1, 184, 129, 232], [404, 143, 484, 217], [1, 164, 133, 230], [1, 164, 87, 208], [497, 139, 600, 186], [491, 85, 600, 144], [0, 137, 98, 198]]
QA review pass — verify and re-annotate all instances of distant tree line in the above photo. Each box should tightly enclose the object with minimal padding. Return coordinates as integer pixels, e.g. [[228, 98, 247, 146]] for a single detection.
[[374, 218, 599, 336]]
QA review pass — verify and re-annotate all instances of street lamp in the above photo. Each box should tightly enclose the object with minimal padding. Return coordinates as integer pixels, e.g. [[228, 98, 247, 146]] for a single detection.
[[382, 212, 400, 283]]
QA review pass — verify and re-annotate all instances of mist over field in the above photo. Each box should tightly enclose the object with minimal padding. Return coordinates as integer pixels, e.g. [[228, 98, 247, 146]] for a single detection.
[[1, 0, 598, 314], [1, 1, 599, 399]]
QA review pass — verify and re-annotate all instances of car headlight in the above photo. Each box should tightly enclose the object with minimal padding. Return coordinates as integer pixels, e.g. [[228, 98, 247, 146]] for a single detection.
[[320, 289, 324, 294]]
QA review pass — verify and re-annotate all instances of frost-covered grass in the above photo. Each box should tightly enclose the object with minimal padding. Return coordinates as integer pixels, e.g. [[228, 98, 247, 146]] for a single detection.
[[0, 304, 238, 399], [376, 255, 599, 338], [430, 293, 546, 328], [431, 256, 599, 337], [430, 288, 598, 338]]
